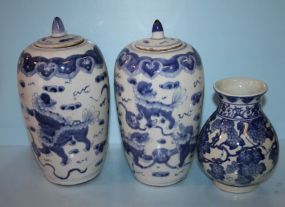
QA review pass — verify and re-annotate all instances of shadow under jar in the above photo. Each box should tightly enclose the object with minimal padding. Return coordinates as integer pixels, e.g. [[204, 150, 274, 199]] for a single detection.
[[114, 20, 204, 186], [198, 77, 279, 193]]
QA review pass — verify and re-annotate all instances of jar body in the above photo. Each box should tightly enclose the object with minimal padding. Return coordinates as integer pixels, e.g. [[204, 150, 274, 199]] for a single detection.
[[17, 42, 109, 185], [115, 45, 204, 186], [198, 95, 279, 193]]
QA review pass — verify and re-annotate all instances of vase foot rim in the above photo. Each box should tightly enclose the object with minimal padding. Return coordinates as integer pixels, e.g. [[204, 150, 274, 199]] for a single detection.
[[213, 181, 258, 193], [134, 174, 187, 187]]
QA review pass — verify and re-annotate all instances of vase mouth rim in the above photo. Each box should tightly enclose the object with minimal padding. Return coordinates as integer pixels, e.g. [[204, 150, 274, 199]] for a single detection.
[[214, 77, 268, 97]]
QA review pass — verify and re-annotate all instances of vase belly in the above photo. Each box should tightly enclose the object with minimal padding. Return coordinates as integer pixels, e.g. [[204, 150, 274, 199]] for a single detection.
[[198, 77, 279, 192], [115, 47, 204, 186], [17, 43, 109, 185]]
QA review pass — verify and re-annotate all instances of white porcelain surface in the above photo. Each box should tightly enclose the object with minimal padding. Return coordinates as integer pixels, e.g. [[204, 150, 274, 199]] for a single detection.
[[198, 77, 279, 193], [17, 17, 109, 185], [214, 77, 268, 97], [115, 20, 204, 186]]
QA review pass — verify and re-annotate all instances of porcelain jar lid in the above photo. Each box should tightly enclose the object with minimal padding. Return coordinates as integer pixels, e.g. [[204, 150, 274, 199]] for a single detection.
[[134, 20, 184, 52], [33, 17, 84, 49]]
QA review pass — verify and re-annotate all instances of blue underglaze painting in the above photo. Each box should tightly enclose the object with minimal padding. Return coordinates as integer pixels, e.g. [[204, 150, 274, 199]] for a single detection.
[[115, 42, 204, 185], [198, 94, 279, 187], [17, 42, 109, 184], [18, 46, 104, 80]]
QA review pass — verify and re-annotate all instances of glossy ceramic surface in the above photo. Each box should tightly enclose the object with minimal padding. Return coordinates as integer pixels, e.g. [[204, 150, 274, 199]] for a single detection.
[[17, 17, 109, 185], [198, 77, 279, 193], [114, 20, 204, 186]]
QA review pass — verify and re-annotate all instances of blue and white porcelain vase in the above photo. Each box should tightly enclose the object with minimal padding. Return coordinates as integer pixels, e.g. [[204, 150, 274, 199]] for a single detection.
[[198, 77, 279, 193], [114, 20, 204, 186], [17, 17, 109, 185]]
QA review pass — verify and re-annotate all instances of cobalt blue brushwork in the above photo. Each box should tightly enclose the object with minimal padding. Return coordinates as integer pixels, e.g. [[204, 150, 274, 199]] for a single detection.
[[18, 46, 104, 80], [43, 85, 65, 93], [152, 19, 163, 32], [52, 17, 66, 36], [117, 48, 201, 79], [115, 20, 204, 186], [17, 17, 109, 185], [198, 77, 279, 193]]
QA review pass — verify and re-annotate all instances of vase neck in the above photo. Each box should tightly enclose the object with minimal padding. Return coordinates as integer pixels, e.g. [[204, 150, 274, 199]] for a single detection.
[[216, 94, 263, 120], [216, 92, 263, 104]]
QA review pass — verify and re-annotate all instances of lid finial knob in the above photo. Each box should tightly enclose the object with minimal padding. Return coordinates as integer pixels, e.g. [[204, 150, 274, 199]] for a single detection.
[[151, 19, 165, 39], [51, 17, 66, 37]]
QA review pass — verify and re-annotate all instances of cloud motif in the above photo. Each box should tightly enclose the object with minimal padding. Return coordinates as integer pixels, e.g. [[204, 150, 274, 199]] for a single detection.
[[152, 171, 169, 177], [19, 46, 104, 80], [36, 62, 57, 80], [179, 55, 195, 73], [77, 56, 94, 73], [19, 80, 26, 88], [129, 132, 150, 143], [95, 71, 107, 83], [136, 81, 157, 97], [56, 58, 78, 79], [140, 59, 162, 78], [38, 93, 57, 108], [20, 53, 37, 76], [94, 140, 107, 155], [191, 91, 202, 105], [43, 85, 65, 93], [159, 81, 180, 89], [116, 48, 201, 78], [117, 50, 140, 74], [157, 139, 166, 144], [160, 58, 180, 74], [60, 102, 82, 111], [127, 77, 137, 85]]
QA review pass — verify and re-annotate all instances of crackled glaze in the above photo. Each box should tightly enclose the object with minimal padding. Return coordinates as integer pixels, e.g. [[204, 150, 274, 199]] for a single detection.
[[198, 77, 279, 193], [17, 17, 109, 185], [115, 20, 204, 186]]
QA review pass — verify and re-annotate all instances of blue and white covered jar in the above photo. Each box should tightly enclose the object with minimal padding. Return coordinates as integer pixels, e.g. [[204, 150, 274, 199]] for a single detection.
[[17, 17, 109, 185], [115, 20, 204, 186], [198, 77, 279, 193]]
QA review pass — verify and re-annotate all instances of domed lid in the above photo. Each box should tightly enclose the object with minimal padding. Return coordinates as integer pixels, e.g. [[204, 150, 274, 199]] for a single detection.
[[33, 17, 84, 49], [134, 20, 184, 52]]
